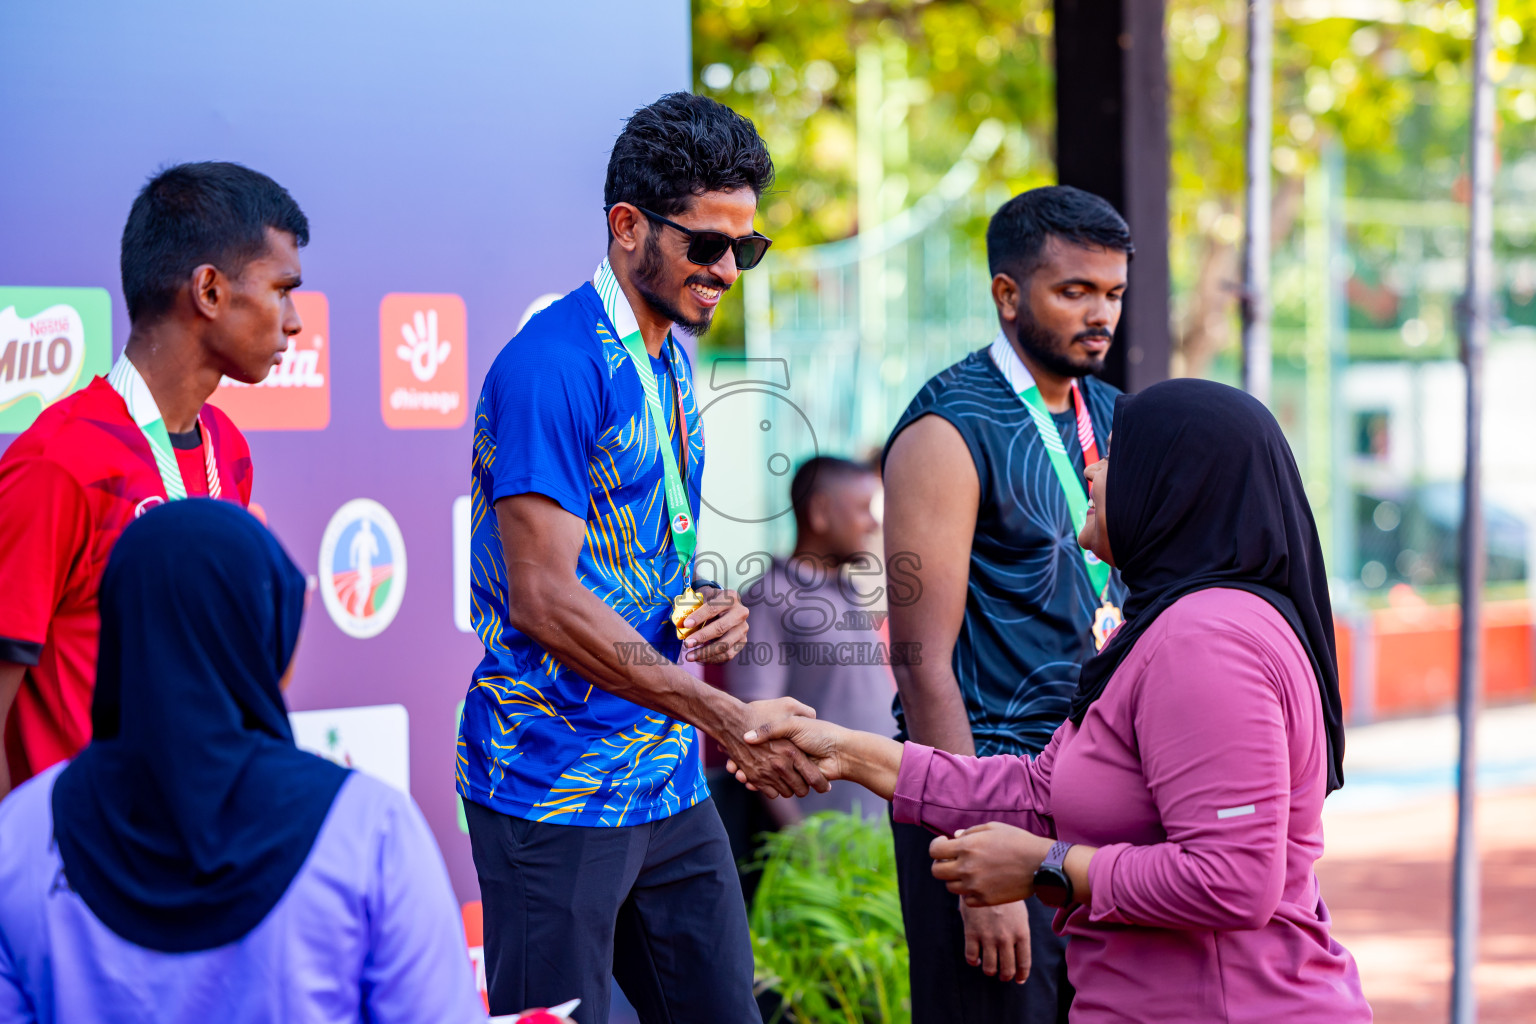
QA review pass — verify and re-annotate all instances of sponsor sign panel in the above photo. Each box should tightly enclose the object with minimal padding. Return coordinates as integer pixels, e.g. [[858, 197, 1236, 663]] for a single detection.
[[214, 291, 331, 429], [462, 900, 490, 1011], [453, 494, 474, 633], [455, 700, 471, 833], [289, 702, 410, 794], [380, 293, 467, 429], [3, 0, 689, 906], [319, 498, 408, 639], [0, 287, 111, 433]]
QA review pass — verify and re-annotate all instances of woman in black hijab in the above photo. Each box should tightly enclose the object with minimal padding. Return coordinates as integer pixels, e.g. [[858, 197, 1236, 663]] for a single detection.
[[0, 500, 485, 1024], [1069, 376, 1347, 792], [730, 379, 1369, 1023]]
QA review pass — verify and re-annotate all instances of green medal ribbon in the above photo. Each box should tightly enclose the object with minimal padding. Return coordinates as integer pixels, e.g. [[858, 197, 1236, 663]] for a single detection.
[[1016, 386, 1111, 594], [106, 354, 221, 501], [618, 332, 697, 572], [595, 258, 697, 573], [989, 335, 1110, 595]]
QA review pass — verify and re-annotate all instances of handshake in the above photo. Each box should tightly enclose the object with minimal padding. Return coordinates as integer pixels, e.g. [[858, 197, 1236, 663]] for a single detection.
[[714, 705, 1058, 914], [711, 700, 894, 803], [707, 698, 853, 800]]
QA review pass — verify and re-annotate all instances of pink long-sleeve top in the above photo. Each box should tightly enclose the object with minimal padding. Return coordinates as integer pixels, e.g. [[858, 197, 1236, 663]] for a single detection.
[[892, 588, 1371, 1023]]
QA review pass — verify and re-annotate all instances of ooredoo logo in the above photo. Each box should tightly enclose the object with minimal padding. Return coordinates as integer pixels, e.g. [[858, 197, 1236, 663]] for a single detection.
[[0, 287, 111, 433], [214, 291, 330, 430], [318, 498, 408, 639], [380, 293, 467, 429]]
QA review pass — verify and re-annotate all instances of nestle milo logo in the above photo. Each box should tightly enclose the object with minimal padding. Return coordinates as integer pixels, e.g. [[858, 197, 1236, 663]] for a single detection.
[[0, 287, 112, 433]]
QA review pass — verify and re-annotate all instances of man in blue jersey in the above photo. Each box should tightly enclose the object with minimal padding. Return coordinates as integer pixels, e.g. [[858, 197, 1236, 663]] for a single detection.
[[882, 187, 1134, 1024], [457, 92, 825, 1023]]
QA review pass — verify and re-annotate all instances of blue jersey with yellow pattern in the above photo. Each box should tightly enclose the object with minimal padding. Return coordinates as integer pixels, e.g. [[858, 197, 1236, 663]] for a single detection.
[[457, 281, 708, 827]]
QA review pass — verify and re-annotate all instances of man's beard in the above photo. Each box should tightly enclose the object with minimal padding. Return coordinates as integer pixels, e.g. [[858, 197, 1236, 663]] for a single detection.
[[632, 231, 724, 336], [1014, 304, 1111, 378]]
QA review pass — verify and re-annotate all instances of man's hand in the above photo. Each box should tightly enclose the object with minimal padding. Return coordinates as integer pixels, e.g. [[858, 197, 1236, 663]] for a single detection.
[[679, 585, 748, 663], [930, 821, 1052, 907], [711, 697, 830, 800], [495, 495, 813, 799], [728, 715, 848, 787], [958, 899, 1032, 984], [730, 715, 906, 800]]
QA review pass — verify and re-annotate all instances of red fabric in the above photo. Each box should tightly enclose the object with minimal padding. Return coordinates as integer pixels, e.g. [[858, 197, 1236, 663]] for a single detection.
[[174, 442, 209, 498], [0, 377, 252, 785]]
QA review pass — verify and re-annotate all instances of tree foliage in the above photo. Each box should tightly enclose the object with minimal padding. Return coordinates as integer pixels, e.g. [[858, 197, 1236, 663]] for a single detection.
[[1170, 1, 1536, 370], [693, 0, 1054, 248], [694, 0, 1536, 364]]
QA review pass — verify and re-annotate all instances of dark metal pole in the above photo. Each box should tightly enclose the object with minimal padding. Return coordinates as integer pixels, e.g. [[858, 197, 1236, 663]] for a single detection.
[[1241, 0, 1272, 404], [1452, 1, 1495, 1021], [1054, 0, 1171, 392]]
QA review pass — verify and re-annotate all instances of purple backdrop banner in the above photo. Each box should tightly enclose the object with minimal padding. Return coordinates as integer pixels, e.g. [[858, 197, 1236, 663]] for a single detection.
[[0, 0, 690, 901]]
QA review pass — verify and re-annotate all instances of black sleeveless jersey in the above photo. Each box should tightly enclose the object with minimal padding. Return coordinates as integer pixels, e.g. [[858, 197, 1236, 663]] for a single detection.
[[883, 348, 1126, 757]]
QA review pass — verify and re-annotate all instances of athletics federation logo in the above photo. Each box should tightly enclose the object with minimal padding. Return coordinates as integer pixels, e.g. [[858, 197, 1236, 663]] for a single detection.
[[672, 512, 691, 534], [319, 499, 408, 639]]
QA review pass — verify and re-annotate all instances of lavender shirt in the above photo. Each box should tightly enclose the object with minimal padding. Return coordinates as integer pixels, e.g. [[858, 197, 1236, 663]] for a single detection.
[[0, 765, 485, 1024], [892, 589, 1371, 1023]]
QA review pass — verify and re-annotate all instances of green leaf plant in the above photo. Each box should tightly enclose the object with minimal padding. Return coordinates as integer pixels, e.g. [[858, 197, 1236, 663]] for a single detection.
[[747, 807, 911, 1024]]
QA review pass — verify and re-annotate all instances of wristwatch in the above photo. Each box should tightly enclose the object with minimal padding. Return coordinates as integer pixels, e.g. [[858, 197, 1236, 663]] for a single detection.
[[1032, 841, 1075, 908]]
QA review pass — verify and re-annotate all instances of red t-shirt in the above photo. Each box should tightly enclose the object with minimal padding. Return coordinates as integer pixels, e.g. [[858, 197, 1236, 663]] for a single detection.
[[0, 376, 253, 785]]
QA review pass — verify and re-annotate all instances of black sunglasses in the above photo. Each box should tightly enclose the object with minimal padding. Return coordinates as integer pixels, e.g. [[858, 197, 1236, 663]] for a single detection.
[[630, 206, 774, 270]]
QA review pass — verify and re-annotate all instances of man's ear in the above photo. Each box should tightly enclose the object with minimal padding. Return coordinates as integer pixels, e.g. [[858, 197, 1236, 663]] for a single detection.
[[990, 272, 1021, 324], [190, 264, 224, 321], [807, 492, 832, 536], [608, 203, 644, 255]]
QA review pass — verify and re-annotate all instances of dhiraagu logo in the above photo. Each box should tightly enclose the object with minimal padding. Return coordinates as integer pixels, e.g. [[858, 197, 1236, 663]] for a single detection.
[[0, 287, 111, 432]]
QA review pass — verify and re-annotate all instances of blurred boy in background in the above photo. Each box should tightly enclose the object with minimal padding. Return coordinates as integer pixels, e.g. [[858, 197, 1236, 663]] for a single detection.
[[723, 456, 897, 826]]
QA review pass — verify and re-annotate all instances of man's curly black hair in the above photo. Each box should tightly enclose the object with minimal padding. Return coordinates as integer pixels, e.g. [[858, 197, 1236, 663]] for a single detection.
[[604, 92, 775, 230]]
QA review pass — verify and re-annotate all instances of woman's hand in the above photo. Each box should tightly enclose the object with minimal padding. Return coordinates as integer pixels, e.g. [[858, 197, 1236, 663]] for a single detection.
[[728, 717, 848, 790], [730, 718, 906, 800], [930, 821, 1053, 907], [958, 899, 1032, 984], [714, 698, 830, 799]]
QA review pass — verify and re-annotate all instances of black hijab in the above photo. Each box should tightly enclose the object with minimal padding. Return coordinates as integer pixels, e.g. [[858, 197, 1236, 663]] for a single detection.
[[1068, 379, 1346, 794], [52, 500, 350, 952]]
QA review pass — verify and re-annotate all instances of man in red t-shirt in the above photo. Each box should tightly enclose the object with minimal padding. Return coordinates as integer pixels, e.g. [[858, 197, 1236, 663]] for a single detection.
[[0, 161, 310, 798]]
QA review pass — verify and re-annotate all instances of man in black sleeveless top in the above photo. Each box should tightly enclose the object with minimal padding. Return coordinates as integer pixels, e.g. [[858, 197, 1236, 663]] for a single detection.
[[882, 186, 1133, 1024]]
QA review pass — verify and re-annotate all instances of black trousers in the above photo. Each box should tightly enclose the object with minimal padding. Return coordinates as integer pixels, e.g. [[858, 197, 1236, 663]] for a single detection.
[[465, 797, 759, 1024], [891, 814, 1073, 1024]]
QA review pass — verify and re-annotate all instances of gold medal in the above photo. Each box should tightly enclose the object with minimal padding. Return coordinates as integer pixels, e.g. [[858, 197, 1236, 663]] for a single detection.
[[1092, 601, 1123, 651], [671, 587, 704, 640]]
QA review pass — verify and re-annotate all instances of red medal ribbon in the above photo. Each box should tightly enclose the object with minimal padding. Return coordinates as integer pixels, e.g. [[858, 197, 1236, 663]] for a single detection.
[[1070, 379, 1100, 467]]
